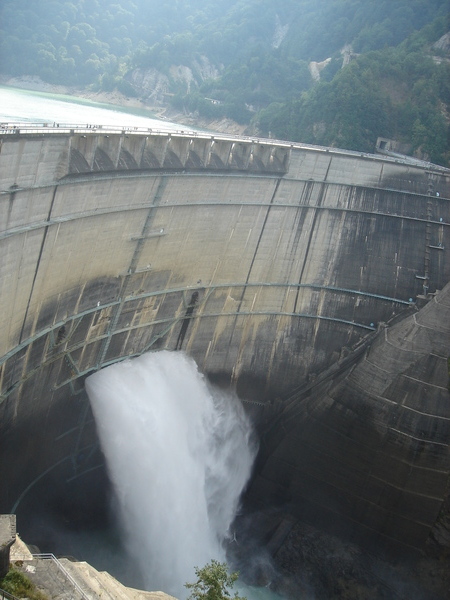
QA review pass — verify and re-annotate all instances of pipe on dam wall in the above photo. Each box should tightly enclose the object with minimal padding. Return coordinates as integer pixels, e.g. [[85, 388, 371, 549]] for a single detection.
[[0, 129, 449, 550]]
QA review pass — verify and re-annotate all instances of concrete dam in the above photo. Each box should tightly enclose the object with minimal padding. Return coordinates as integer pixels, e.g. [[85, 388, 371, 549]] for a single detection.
[[0, 125, 449, 556]]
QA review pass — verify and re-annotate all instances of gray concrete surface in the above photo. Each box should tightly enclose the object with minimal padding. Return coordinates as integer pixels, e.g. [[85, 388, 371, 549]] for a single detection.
[[0, 128, 449, 552]]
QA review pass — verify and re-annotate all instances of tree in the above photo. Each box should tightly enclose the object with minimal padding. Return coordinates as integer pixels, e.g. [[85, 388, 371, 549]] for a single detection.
[[185, 560, 247, 600]]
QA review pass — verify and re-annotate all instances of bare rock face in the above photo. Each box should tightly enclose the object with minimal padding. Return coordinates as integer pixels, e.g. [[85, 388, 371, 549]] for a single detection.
[[272, 15, 290, 49], [169, 64, 195, 94], [192, 55, 221, 81], [308, 58, 332, 82], [433, 31, 450, 53], [126, 68, 171, 104], [272, 520, 450, 600], [126, 55, 221, 105], [0, 514, 16, 578]]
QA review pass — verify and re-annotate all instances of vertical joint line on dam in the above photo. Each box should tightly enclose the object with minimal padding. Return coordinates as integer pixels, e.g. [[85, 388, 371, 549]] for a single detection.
[[237, 177, 282, 312], [19, 185, 58, 344], [223, 177, 282, 371], [96, 176, 168, 369], [293, 157, 333, 313], [422, 175, 434, 295], [128, 176, 168, 277]]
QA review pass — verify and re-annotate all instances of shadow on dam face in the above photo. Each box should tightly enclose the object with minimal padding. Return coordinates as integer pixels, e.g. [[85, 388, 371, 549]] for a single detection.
[[0, 130, 450, 591]]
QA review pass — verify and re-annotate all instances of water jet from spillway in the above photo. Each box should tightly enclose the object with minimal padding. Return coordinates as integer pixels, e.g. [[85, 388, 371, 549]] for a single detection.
[[86, 351, 257, 599]]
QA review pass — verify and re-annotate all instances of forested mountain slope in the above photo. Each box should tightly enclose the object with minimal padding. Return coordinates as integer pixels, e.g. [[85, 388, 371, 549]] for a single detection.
[[1, 0, 449, 165]]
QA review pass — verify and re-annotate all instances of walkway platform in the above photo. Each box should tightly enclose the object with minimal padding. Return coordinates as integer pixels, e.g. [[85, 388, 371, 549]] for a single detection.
[[8, 536, 177, 600]]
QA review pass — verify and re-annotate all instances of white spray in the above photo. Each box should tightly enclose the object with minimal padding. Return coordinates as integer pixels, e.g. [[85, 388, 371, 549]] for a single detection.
[[86, 351, 257, 599]]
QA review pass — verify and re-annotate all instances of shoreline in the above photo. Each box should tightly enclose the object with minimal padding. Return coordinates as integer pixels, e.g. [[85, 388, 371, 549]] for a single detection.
[[0, 75, 248, 135], [0, 74, 164, 113]]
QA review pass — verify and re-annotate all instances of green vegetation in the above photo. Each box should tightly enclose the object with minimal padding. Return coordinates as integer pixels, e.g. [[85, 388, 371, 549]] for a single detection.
[[258, 18, 450, 165], [0, 567, 48, 600], [185, 560, 247, 600], [0, 0, 448, 164]]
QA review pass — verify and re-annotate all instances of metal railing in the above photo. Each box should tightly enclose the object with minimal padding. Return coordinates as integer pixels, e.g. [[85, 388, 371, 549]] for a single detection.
[[0, 588, 20, 600], [30, 554, 91, 600], [2, 121, 448, 171]]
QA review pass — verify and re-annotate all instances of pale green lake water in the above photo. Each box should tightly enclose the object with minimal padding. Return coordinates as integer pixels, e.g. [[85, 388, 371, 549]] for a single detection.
[[0, 85, 193, 131]]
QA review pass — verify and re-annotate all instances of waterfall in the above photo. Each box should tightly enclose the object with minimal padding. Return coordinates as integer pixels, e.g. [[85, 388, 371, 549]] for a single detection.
[[86, 351, 257, 599]]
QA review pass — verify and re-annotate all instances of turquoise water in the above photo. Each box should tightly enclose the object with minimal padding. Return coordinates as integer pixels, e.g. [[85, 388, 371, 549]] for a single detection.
[[0, 85, 191, 131]]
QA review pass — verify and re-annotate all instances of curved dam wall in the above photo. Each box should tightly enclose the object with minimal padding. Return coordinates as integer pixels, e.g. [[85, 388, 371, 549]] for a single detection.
[[0, 127, 449, 551]]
